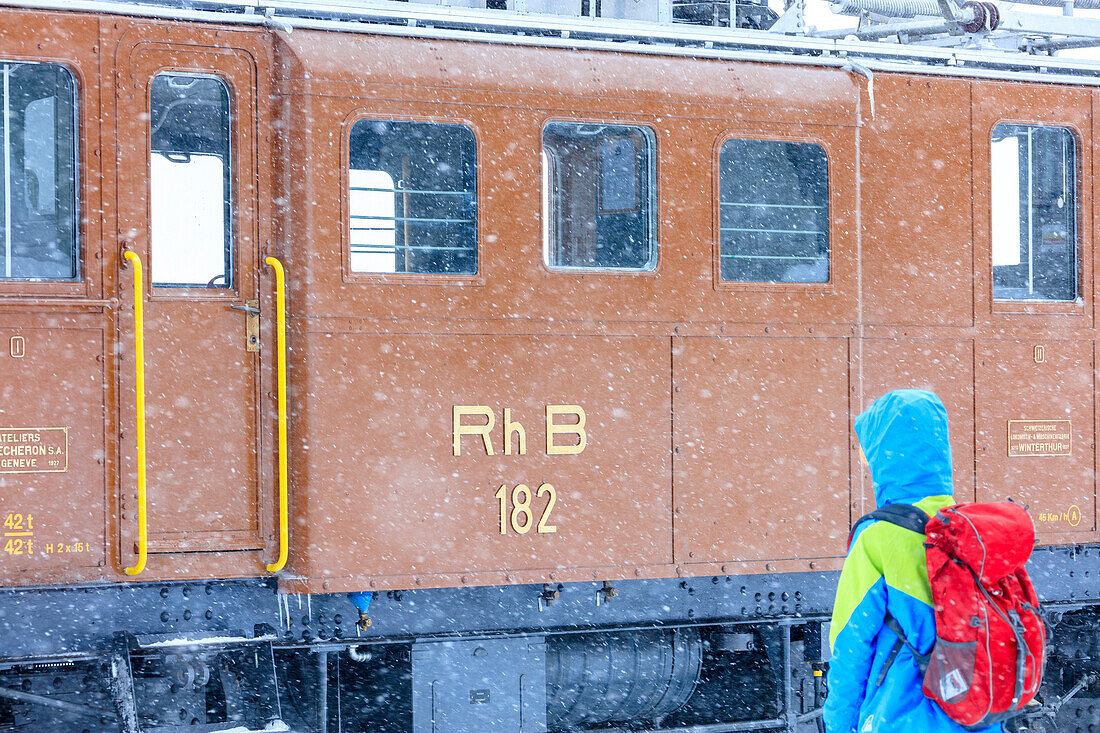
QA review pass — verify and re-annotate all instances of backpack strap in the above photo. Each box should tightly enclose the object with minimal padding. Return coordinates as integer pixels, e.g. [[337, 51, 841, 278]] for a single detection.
[[874, 613, 931, 686], [847, 503, 930, 550], [852, 505, 933, 686]]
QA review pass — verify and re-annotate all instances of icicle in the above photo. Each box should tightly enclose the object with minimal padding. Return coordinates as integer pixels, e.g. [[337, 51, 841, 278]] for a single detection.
[[843, 60, 875, 119]]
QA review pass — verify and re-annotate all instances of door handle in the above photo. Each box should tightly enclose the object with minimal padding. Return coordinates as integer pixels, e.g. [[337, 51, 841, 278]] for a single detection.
[[231, 300, 261, 352]]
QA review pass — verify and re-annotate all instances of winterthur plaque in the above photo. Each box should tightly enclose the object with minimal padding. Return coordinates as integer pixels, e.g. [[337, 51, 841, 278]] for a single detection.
[[1008, 420, 1071, 457]]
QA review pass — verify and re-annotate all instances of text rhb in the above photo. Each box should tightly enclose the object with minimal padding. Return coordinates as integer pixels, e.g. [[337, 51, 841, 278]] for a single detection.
[[452, 405, 587, 456]]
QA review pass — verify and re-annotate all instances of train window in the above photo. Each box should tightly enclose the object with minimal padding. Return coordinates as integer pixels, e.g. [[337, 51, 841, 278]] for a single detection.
[[348, 120, 477, 276], [718, 139, 829, 283], [0, 62, 78, 281], [991, 124, 1077, 302], [542, 122, 657, 271], [150, 73, 233, 289]]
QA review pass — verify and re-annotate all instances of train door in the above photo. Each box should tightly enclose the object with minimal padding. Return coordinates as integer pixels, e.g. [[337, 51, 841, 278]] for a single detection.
[[971, 82, 1095, 543], [115, 40, 267, 562]]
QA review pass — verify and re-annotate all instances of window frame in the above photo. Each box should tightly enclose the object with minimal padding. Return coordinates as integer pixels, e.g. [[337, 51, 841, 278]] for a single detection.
[[142, 68, 242, 305], [341, 112, 484, 286], [0, 59, 85, 298], [712, 131, 834, 292], [539, 118, 659, 275], [148, 71, 235, 293], [988, 119, 1085, 315]]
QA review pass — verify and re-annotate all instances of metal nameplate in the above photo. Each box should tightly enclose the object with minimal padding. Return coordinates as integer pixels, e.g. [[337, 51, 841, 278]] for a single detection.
[[0, 428, 68, 473], [1007, 420, 1071, 457]]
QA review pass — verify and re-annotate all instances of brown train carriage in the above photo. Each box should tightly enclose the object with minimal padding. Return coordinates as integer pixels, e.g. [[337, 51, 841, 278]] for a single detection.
[[0, 1, 1097, 731]]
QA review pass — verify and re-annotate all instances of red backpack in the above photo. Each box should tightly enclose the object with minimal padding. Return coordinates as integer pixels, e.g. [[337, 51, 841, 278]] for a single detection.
[[849, 501, 1046, 728]]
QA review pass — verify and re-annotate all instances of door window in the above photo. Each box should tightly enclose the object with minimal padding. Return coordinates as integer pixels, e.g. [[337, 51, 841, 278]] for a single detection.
[[991, 124, 1077, 302], [150, 73, 233, 289]]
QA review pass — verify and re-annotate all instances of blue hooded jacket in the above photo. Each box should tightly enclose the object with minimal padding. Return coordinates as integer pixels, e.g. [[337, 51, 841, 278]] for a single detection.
[[822, 389, 1000, 733]]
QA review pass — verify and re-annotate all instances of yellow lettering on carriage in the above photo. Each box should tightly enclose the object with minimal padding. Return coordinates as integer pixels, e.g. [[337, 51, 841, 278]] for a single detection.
[[452, 406, 496, 456], [503, 408, 527, 456], [546, 405, 587, 456]]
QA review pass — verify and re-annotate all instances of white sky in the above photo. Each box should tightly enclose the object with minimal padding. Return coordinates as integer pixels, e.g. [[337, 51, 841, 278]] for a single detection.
[[783, 0, 1100, 60]]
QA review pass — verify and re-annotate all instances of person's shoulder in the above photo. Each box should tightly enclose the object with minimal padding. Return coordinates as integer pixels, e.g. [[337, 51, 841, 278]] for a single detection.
[[849, 515, 926, 564], [852, 496, 955, 551], [914, 494, 956, 516], [851, 517, 900, 547]]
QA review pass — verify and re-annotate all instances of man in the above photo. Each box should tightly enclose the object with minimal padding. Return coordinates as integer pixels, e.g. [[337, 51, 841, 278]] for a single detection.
[[823, 390, 1000, 733]]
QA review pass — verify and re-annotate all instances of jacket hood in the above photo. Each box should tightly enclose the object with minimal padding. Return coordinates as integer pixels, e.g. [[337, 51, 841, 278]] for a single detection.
[[854, 389, 954, 507]]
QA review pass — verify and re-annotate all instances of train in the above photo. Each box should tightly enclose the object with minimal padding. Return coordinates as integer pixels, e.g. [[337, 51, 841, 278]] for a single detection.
[[1, 0, 1100, 730]]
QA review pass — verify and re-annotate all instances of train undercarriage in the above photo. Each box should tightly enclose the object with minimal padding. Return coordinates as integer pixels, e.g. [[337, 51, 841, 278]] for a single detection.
[[1, 546, 1098, 733]]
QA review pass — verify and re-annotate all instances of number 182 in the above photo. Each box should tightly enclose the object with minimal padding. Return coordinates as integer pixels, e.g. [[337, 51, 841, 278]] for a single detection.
[[494, 483, 557, 535]]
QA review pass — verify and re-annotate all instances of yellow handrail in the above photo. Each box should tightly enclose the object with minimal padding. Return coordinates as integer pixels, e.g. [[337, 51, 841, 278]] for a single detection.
[[123, 251, 148, 577], [265, 256, 289, 573]]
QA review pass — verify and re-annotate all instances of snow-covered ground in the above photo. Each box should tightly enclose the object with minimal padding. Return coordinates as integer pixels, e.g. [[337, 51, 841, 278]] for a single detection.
[[210, 723, 290, 733]]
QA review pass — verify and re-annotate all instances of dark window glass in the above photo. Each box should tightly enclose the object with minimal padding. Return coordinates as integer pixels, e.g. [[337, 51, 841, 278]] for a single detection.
[[991, 124, 1077, 302], [0, 62, 78, 281], [542, 122, 656, 271], [718, 139, 829, 283], [348, 120, 477, 276], [150, 73, 232, 289]]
